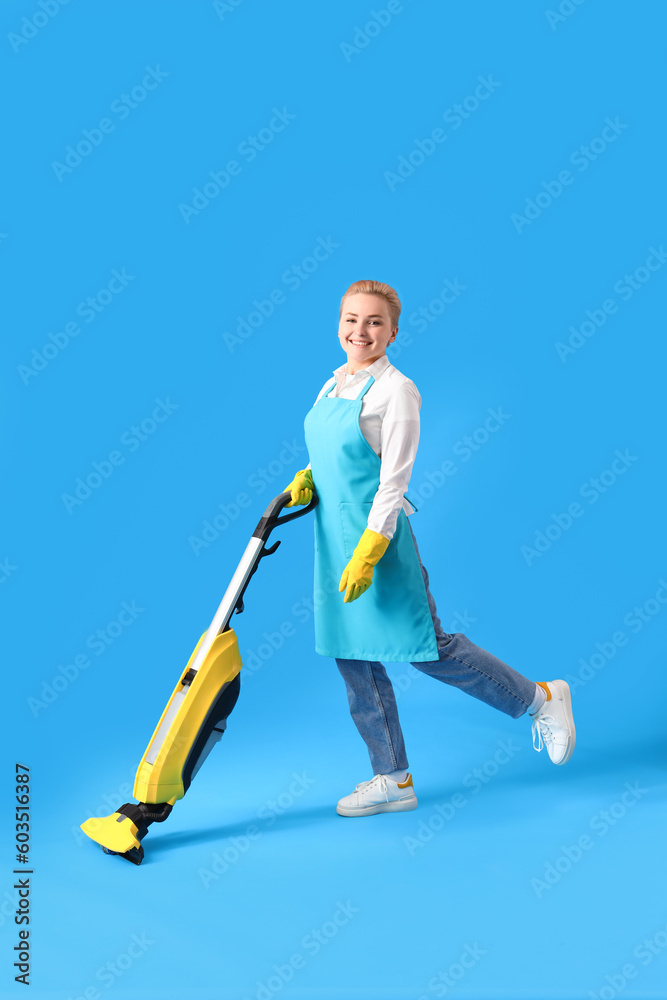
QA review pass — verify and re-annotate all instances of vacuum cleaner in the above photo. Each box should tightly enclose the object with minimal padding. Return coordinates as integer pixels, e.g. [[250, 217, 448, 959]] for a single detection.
[[80, 488, 318, 865]]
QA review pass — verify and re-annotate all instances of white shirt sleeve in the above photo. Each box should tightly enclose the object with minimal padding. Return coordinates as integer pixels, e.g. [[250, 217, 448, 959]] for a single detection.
[[367, 381, 421, 541]]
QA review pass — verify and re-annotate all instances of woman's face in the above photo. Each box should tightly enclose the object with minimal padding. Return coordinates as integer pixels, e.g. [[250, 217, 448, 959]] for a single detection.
[[337, 293, 397, 373]]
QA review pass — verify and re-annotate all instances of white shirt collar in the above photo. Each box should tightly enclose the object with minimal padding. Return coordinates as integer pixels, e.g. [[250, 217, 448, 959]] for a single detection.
[[333, 353, 391, 381]]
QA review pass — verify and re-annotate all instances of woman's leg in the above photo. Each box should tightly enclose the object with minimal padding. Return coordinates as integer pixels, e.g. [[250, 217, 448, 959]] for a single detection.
[[334, 657, 409, 775], [407, 518, 538, 718]]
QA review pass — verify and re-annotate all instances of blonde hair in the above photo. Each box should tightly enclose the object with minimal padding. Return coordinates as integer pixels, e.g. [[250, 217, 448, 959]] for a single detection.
[[339, 279, 401, 331]]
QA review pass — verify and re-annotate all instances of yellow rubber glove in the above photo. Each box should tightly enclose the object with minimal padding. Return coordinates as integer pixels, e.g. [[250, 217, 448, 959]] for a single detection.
[[339, 528, 390, 603], [283, 468, 313, 507]]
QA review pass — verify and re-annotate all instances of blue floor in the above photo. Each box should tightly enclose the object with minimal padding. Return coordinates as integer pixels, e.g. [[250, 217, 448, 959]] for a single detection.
[[13, 639, 667, 999]]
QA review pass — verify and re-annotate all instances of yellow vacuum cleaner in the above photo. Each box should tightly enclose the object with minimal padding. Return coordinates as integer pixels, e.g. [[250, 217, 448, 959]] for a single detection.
[[80, 488, 318, 865]]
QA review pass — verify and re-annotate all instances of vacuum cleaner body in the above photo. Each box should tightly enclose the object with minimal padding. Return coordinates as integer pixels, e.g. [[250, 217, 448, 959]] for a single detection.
[[80, 489, 317, 864], [134, 628, 242, 804]]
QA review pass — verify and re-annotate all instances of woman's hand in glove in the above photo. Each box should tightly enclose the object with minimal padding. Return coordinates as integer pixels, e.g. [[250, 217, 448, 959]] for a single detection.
[[283, 468, 314, 507], [339, 528, 390, 603]]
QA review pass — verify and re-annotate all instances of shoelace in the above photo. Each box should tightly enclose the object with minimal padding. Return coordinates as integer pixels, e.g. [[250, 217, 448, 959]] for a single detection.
[[531, 713, 556, 752], [353, 775, 390, 801]]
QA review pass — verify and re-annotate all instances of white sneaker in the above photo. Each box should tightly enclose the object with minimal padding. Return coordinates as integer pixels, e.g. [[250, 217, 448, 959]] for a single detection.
[[531, 679, 576, 765], [336, 773, 418, 817]]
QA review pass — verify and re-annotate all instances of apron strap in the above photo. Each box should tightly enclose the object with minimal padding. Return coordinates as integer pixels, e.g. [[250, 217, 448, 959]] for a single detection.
[[322, 372, 376, 400], [356, 373, 375, 400]]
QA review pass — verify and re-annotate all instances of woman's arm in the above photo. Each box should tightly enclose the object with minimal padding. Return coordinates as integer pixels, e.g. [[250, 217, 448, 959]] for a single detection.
[[367, 381, 421, 541]]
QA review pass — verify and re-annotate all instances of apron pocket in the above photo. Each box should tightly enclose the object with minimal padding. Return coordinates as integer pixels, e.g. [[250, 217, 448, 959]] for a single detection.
[[339, 501, 374, 559]]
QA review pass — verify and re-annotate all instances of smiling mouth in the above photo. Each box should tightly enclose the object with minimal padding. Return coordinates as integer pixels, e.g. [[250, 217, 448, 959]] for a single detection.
[[349, 340, 371, 346]]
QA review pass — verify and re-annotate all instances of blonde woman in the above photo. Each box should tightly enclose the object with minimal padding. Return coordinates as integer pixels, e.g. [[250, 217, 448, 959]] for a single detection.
[[285, 280, 576, 816]]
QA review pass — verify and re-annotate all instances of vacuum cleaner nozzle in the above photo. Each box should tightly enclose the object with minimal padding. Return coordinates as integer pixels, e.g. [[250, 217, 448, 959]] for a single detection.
[[81, 801, 175, 865]]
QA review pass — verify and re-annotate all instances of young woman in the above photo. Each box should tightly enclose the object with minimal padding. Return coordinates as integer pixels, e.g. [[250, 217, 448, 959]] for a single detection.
[[285, 279, 576, 817]]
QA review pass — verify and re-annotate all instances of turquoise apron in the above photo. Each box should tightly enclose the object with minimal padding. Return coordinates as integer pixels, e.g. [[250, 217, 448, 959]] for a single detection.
[[303, 372, 438, 662]]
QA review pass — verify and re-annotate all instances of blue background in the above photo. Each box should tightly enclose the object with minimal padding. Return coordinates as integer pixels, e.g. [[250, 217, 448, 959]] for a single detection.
[[3, 1, 667, 997]]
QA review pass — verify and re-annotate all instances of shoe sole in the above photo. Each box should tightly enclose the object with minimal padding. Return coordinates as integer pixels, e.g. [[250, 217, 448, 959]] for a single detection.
[[336, 795, 418, 817], [550, 678, 576, 764]]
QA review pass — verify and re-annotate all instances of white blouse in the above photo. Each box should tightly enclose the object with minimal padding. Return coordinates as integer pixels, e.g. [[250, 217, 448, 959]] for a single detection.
[[304, 353, 421, 540]]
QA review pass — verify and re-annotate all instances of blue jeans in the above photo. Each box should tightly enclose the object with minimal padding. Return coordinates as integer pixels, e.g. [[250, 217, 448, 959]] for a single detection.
[[335, 519, 538, 775]]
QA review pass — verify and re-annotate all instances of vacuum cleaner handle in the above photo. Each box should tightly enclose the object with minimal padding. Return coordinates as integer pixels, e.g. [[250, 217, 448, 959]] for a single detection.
[[233, 488, 319, 616], [251, 488, 319, 541], [185, 487, 319, 676]]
